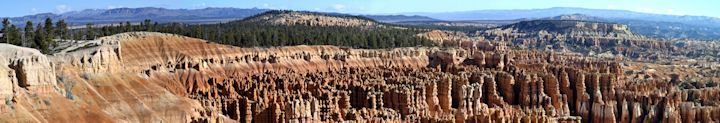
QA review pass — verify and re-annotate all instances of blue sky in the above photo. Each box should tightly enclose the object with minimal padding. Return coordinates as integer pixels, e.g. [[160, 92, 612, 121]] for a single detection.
[[2, 0, 719, 18]]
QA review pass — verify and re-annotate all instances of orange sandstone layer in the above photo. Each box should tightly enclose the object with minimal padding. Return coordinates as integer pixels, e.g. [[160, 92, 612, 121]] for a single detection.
[[0, 32, 718, 123]]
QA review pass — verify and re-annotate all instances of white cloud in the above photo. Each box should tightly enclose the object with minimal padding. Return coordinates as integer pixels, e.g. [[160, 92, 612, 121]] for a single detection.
[[260, 3, 279, 9], [56, 5, 72, 13], [664, 9, 683, 15], [332, 4, 345, 11], [633, 8, 655, 13], [193, 2, 208, 9], [108, 5, 124, 9], [608, 5, 616, 9], [629, 8, 684, 15], [29, 8, 38, 14]]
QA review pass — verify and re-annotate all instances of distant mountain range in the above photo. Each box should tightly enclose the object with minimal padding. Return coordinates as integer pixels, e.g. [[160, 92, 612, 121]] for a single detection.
[[3, 7, 720, 39], [404, 7, 720, 26], [5, 7, 271, 26], [3, 7, 438, 27], [405, 7, 720, 39]]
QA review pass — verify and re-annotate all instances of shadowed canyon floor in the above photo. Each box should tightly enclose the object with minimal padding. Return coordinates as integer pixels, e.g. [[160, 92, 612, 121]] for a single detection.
[[1, 32, 719, 122]]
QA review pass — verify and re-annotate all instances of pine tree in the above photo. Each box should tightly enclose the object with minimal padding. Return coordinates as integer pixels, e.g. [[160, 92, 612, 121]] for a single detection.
[[44, 18, 54, 39], [33, 23, 49, 53], [101, 26, 110, 36], [144, 19, 152, 31], [85, 23, 94, 40], [43, 18, 57, 47], [192, 26, 203, 38], [2, 18, 10, 43], [55, 20, 68, 39], [23, 21, 34, 47], [153, 22, 159, 32], [118, 22, 124, 32], [8, 25, 20, 45], [125, 21, 132, 32]]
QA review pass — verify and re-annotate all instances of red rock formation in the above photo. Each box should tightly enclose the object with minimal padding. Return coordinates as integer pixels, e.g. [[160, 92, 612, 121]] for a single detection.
[[1, 32, 719, 123], [244, 11, 383, 28]]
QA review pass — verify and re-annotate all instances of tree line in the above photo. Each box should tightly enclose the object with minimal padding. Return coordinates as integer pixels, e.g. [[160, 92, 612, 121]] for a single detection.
[[2, 17, 437, 53], [180, 22, 436, 48], [76, 18, 437, 49], [2, 18, 68, 53]]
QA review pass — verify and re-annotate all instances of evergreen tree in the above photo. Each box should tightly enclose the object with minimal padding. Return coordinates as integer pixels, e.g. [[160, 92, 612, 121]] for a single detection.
[[9, 25, 20, 45], [153, 22, 159, 32], [118, 22, 124, 32], [55, 20, 69, 39], [23, 21, 34, 47], [2, 18, 10, 43], [43, 18, 56, 47], [125, 21, 132, 32], [33, 23, 49, 53], [144, 19, 152, 31], [44, 18, 54, 39], [101, 26, 110, 36], [170, 22, 182, 34], [85, 23, 94, 40], [192, 26, 203, 38]]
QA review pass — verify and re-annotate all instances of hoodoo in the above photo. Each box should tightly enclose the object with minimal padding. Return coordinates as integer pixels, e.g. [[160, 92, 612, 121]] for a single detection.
[[1, 2, 720, 123], [0, 31, 717, 122]]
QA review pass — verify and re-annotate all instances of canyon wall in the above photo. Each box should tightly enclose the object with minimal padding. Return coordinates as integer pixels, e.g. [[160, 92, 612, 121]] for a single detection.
[[0, 32, 718, 122]]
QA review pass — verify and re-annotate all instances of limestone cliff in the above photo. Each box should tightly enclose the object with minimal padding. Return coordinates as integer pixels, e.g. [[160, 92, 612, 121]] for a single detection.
[[0, 44, 57, 93], [473, 20, 681, 60], [0, 32, 718, 123], [242, 10, 385, 28]]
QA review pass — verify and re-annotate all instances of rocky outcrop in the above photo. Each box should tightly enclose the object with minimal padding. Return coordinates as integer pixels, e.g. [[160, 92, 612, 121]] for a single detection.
[[419, 30, 509, 52], [0, 39, 216, 122], [417, 30, 472, 45], [0, 64, 14, 104], [500, 20, 636, 35], [52, 38, 123, 74], [244, 10, 385, 28], [472, 20, 683, 61], [0, 44, 57, 93]]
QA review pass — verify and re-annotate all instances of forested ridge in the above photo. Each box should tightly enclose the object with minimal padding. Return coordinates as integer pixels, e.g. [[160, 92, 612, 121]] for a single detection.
[[1, 10, 438, 53]]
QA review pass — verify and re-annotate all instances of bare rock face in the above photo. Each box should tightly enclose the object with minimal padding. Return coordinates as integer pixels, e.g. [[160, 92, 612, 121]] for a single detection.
[[419, 30, 509, 52], [1, 32, 719, 123], [0, 44, 57, 93], [52, 39, 123, 74], [417, 30, 472, 45], [502, 20, 636, 35], [471, 20, 685, 61], [244, 11, 384, 28], [0, 64, 14, 103]]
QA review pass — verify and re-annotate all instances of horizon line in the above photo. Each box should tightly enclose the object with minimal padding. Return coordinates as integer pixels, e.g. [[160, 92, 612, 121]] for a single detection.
[[3, 6, 715, 19]]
